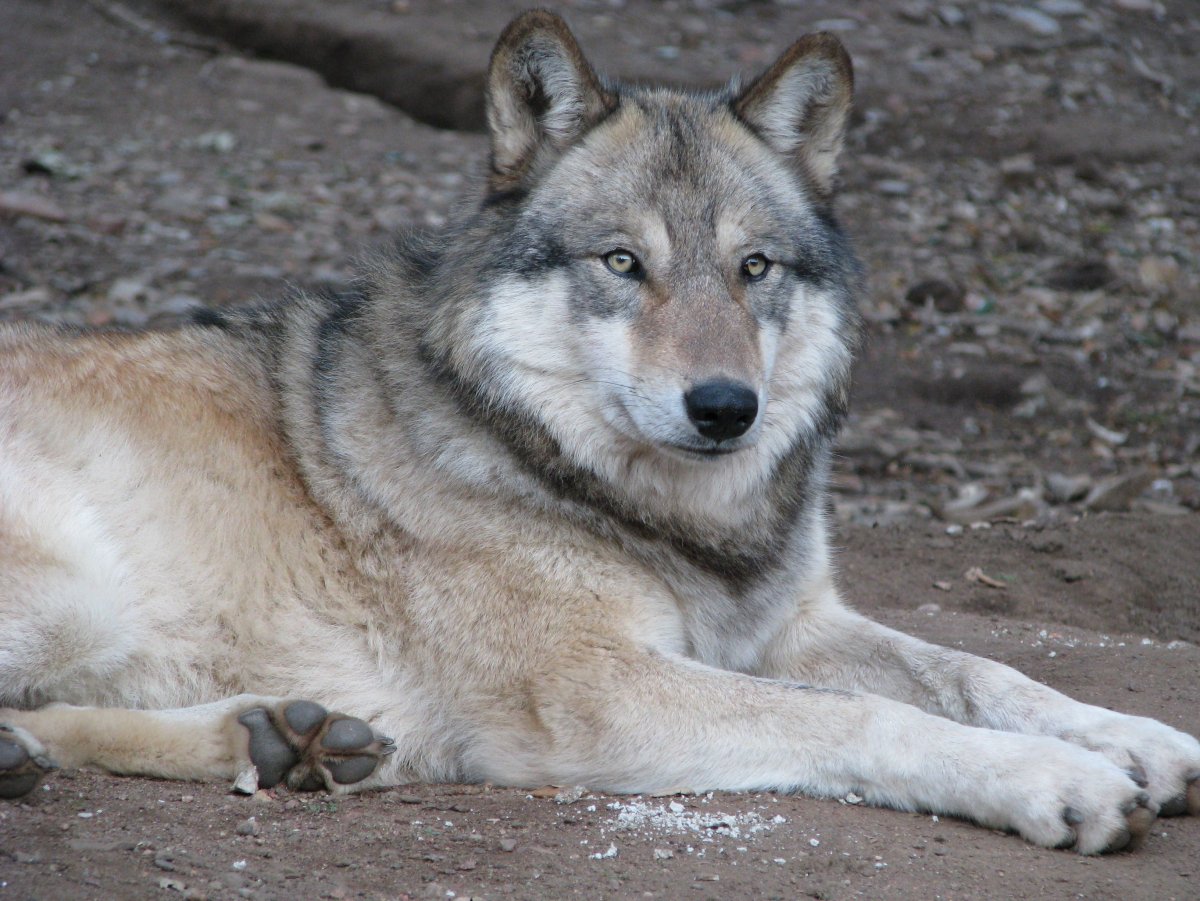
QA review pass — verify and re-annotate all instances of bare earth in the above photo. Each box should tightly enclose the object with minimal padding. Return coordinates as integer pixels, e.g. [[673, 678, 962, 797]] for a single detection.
[[1, 0, 1199, 898]]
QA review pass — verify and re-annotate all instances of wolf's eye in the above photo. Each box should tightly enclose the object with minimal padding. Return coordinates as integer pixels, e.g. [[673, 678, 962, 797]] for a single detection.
[[742, 254, 771, 281], [603, 249, 641, 277]]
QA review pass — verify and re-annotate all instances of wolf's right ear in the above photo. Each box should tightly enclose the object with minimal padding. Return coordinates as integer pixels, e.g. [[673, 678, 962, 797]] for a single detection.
[[732, 34, 853, 198], [486, 10, 616, 191]]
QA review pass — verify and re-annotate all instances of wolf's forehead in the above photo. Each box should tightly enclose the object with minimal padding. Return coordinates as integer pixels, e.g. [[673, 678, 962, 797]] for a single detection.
[[569, 96, 810, 223]]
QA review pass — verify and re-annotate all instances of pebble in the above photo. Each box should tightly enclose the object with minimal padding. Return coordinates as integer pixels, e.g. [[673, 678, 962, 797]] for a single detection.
[[1037, 0, 1086, 14], [1045, 473, 1092, 504], [0, 190, 68, 222], [875, 179, 911, 197], [1043, 259, 1114, 291], [1083, 469, 1154, 512], [1003, 7, 1062, 36], [905, 278, 965, 313], [235, 816, 262, 837], [498, 837, 518, 852], [937, 5, 967, 26]]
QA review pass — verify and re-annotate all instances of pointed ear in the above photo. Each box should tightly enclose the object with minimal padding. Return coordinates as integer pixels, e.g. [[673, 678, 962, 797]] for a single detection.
[[485, 10, 616, 190], [732, 33, 854, 197]]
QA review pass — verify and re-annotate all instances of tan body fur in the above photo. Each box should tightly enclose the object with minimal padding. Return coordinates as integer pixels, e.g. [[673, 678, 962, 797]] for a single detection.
[[1, 12, 1197, 854]]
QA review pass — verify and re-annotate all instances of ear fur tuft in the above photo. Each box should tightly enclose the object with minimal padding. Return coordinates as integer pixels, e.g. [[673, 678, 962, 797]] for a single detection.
[[486, 10, 616, 189], [733, 33, 854, 197]]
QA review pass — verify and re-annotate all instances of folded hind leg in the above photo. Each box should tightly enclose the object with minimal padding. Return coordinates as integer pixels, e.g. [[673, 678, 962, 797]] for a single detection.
[[0, 697, 395, 799]]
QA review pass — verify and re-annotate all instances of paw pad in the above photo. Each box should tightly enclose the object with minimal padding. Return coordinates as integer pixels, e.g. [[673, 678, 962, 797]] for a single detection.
[[238, 702, 394, 792]]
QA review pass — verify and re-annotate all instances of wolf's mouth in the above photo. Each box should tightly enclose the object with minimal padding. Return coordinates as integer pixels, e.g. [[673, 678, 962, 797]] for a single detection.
[[665, 442, 743, 459]]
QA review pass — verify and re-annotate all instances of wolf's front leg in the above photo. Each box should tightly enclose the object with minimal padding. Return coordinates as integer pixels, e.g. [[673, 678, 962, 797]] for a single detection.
[[755, 587, 1200, 819], [508, 648, 1153, 853], [0, 696, 394, 799]]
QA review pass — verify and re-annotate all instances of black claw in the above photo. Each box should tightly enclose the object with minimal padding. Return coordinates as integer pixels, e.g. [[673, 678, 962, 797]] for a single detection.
[[327, 755, 379, 785], [238, 708, 298, 789], [283, 701, 329, 737], [1159, 794, 1188, 817], [322, 717, 374, 751]]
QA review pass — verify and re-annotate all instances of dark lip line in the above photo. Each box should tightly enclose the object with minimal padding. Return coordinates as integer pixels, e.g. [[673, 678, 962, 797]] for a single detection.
[[665, 443, 743, 458]]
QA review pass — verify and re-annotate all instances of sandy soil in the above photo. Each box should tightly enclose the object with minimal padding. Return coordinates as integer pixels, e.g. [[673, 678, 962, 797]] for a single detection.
[[1, 0, 1198, 898]]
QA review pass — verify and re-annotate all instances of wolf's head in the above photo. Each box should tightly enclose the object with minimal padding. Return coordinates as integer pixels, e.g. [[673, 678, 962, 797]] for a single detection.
[[428, 11, 859, 517]]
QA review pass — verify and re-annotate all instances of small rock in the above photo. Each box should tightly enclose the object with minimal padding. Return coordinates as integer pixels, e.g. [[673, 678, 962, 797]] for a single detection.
[[1037, 0, 1086, 14], [1044, 259, 1114, 291], [456, 859, 477, 871], [897, 2, 933, 23], [589, 843, 619, 860], [232, 766, 259, 795], [0, 190, 68, 222], [193, 131, 237, 153], [905, 279, 965, 313], [235, 816, 261, 837], [1113, 0, 1160, 12], [1083, 469, 1154, 512], [1003, 7, 1061, 36], [1137, 256, 1180, 290], [1085, 418, 1128, 446], [1053, 561, 1090, 583], [1045, 473, 1092, 504], [937, 5, 967, 26], [876, 179, 911, 196], [813, 18, 859, 31], [20, 151, 85, 179], [999, 153, 1037, 184], [498, 837, 518, 852], [554, 785, 586, 804]]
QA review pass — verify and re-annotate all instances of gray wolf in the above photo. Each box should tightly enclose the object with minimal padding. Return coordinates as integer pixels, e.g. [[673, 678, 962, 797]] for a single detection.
[[1, 10, 1196, 854]]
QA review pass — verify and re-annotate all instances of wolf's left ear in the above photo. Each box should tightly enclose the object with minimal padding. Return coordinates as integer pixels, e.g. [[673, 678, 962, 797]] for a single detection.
[[486, 10, 616, 190], [733, 34, 853, 197]]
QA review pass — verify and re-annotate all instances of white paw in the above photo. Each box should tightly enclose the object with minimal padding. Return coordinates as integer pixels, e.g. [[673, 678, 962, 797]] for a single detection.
[[978, 734, 1154, 854], [1060, 712, 1200, 818]]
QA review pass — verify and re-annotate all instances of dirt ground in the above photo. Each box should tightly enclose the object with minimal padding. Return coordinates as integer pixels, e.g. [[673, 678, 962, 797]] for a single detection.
[[1, 0, 1199, 898]]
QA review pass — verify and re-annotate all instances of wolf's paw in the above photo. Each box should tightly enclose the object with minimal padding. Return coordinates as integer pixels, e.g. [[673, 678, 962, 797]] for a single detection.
[[1060, 712, 1200, 819], [0, 724, 58, 800], [1003, 740, 1157, 854], [236, 701, 394, 793]]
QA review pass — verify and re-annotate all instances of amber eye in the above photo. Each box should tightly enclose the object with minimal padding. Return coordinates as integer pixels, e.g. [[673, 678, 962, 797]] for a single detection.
[[603, 249, 640, 276], [742, 253, 770, 280]]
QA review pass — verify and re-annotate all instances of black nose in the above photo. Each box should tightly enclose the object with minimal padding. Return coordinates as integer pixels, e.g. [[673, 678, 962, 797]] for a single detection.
[[684, 380, 759, 442]]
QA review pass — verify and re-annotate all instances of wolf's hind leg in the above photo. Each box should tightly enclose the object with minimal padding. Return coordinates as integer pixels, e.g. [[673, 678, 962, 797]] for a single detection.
[[0, 696, 394, 799]]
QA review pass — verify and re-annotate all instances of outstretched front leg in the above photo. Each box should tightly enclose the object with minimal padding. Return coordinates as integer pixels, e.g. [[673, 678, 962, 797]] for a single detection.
[[0, 696, 394, 799], [499, 643, 1154, 854], [754, 580, 1200, 822]]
